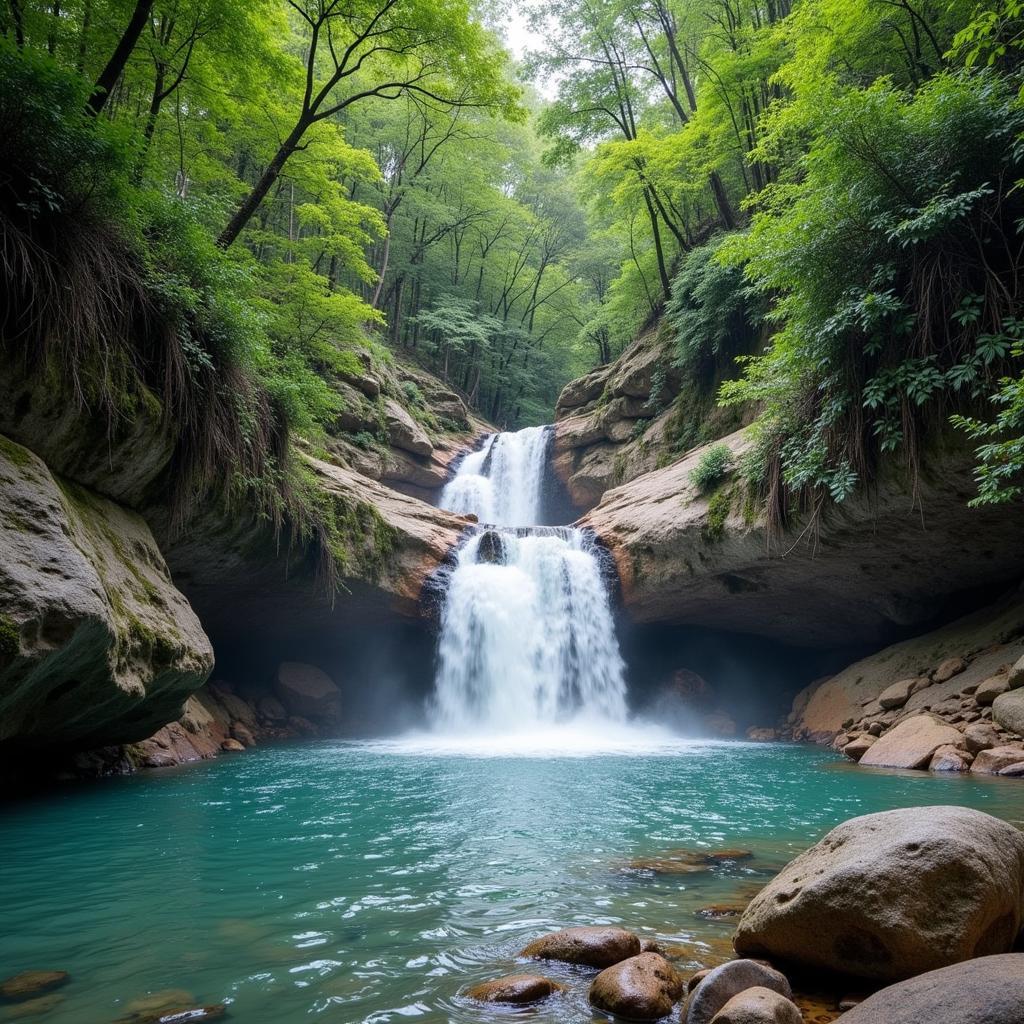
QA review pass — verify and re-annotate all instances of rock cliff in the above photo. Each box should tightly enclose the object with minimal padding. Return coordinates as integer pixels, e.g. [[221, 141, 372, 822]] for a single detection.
[[582, 429, 1024, 648], [0, 348, 481, 759], [0, 436, 212, 747]]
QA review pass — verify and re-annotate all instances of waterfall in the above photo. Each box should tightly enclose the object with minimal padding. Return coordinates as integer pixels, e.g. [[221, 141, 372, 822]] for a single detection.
[[433, 427, 627, 733], [439, 425, 551, 527]]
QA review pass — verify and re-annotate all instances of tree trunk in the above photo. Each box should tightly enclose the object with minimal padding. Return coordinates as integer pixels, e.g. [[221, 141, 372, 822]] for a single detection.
[[87, 0, 155, 115], [218, 120, 307, 248], [709, 170, 736, 229]]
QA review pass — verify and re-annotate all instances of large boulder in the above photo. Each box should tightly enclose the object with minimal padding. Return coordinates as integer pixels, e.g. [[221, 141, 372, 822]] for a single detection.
[[975, 673, 1010, 706], [877, 677, 927, 710], [992, 690, 1024, 736], [588, 953, 684, 1021], [1008, 655, 1024, 689], [682, 960, 792, 1024], [0, 435, 213, 748], [857, 715, 964, 769], [383, 399, 433, 457], [733, 806, 1024, 981], [971, 745, 1024, 774], [273, 663, 341, 721], [710, 987, 803, 1024], [837, 954, 1024, 1024], [520, 926, 640, 968]]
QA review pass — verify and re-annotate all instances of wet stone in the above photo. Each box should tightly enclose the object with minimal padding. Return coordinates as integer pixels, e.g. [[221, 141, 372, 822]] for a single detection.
[[0, 973, 68, 1001]]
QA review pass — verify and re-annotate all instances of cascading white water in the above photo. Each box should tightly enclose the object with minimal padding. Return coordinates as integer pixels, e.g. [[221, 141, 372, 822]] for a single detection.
[[433, 427, 628, 733], [439, 425, 551, 527]]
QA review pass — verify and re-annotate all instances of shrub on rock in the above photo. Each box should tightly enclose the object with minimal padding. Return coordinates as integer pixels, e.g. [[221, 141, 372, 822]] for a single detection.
[[733, 806, 1024, 981]]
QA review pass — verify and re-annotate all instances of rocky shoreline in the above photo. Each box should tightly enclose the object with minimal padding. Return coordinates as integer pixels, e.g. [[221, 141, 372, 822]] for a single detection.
[[461, 806, 1024, 1023]]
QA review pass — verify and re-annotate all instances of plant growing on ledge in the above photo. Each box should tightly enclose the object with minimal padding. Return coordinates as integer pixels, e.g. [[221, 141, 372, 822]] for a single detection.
[[690, 443, 733, 493]]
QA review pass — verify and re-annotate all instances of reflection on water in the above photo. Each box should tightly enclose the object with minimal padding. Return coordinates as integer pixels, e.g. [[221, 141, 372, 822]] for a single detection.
[[1, 741, 1021, 1024]]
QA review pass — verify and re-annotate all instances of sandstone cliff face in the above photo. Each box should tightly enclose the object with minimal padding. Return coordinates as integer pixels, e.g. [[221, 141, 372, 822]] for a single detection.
[[0, 435, 213, 748], [553, 327, 744, 512], [0, 348, 480, 757], [160, 452, 469, 643], [582, 429, 1024, 648]]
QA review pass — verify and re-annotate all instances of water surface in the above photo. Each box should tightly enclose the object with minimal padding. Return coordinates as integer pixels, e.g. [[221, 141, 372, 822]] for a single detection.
[[2, 740, 1022, 1023]]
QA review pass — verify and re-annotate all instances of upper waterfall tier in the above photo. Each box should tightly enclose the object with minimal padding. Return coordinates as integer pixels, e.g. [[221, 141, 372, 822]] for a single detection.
[[439, 425, 551, 527]]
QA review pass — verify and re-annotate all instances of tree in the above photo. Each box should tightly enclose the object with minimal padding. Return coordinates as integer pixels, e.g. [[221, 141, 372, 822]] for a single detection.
[[216, 0, 518, 247]]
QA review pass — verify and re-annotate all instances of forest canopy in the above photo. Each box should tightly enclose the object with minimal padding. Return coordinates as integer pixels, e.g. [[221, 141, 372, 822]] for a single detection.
[[2, 0, 1024, 540]]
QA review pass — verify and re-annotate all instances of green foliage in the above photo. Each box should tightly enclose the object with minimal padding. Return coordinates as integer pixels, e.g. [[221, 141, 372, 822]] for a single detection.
[[702, 489, 732, 543], [691, 444, 733, 493], [0, 615, 19, 658], [719, 70, 1024, 512], [666, 236, 761, 379]]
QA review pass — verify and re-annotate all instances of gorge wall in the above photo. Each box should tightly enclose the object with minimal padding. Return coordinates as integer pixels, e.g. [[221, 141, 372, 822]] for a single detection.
[[0, 348, 486, 774]]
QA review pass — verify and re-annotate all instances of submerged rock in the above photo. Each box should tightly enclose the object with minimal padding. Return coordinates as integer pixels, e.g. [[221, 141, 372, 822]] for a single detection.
[[520, 926, 640, 968], [733, 806, 1024, 981], [0, 971, 68, 1000], [3, 994, 65, 1018], [465, 974, 563, 1004], [114, 1005, 227, 1024], [682, 960, 792, 1024], [589, 952, 684, 1021], [837, 954, 1024, 1024], [709, 987, 803, 1024]]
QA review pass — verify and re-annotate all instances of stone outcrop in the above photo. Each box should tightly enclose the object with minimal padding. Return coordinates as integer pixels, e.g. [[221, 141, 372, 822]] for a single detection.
[[0, 341, 484, 760], [733, 806, 1024, 981], [273, 662, 342, 720], [552, 325, 750, 513], [837, 955, 1024, 1024], [162, 454, 469, 644], [582, 429, 1024, 647], [0, 436, 213, 749]]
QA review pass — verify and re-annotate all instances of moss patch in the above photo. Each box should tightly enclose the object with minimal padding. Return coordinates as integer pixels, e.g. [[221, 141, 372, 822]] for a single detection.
[[0, 434, 34, 468], [702, 489, 732, 544], [0, 615, 20, 657]]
